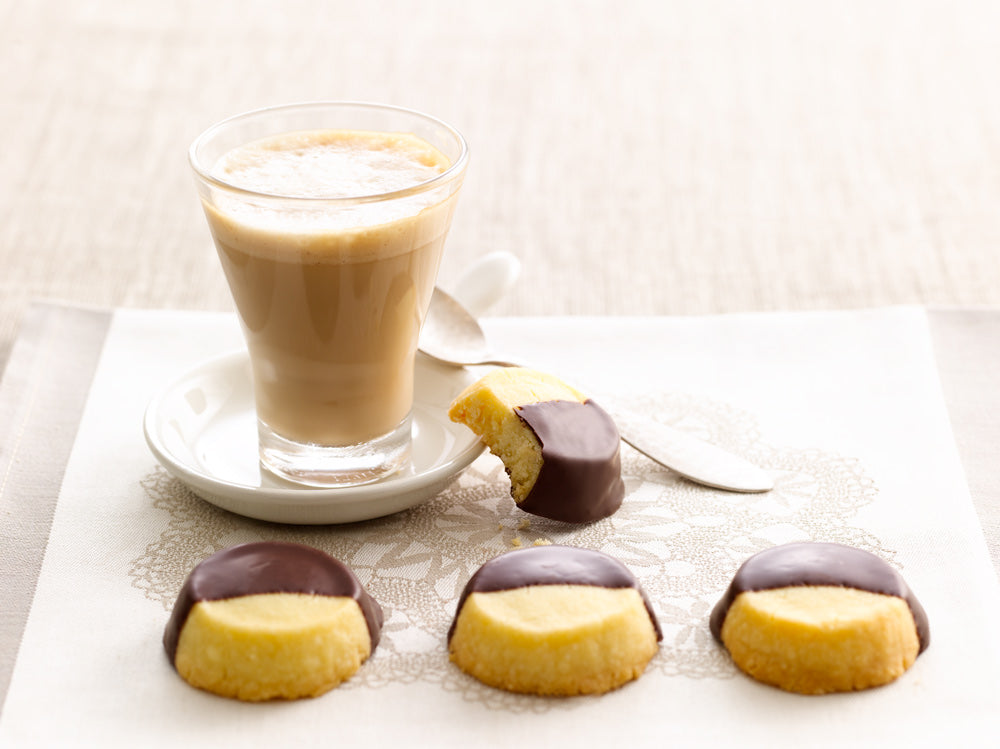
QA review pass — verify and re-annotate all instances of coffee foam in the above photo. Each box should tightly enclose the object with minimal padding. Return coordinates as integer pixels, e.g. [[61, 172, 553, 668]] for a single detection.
[[205, 129, 455, 259], [211, 130, 449, 199], [204, 192, 457, 264]]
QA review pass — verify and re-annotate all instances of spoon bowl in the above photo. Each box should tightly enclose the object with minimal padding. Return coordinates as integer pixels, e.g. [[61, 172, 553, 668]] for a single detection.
[[422, 288, 521, 368]]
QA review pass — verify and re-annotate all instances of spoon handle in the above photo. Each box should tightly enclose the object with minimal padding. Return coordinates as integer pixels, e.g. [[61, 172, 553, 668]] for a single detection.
[[446, 252, 521, 318], [609, 407, 773, 493], [479, 360, 773, 493]]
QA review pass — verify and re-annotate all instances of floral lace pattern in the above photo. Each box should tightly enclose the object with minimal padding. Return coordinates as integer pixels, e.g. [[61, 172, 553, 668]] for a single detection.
[[132, 393, 889, 711]]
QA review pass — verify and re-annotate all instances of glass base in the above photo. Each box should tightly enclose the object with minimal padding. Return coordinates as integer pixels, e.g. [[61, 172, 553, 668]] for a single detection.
[[258, 416, 411, 487]]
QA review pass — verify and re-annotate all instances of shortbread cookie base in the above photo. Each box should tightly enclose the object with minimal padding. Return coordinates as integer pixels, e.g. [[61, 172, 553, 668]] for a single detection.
[[448, 368, 624, 521], [449, 585, 659, 696], [720, 586, 920, 695], [174, 593, 373, 701], [448, 368, 584, 501]]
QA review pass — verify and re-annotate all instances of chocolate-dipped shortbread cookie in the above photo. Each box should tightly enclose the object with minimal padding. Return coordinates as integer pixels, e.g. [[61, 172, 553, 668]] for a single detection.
[[448, 367, 624, 522], [448, 545, 661, 695], [164, 542, 383, 701], [711, 542, 929, 695]]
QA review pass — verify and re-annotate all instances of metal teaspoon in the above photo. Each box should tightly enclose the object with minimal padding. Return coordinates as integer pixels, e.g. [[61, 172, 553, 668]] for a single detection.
[[420, 287, 774, 494]]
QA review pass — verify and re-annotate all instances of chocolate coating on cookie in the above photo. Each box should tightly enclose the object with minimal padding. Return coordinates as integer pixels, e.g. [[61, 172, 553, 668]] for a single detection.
[[710, 542, 929, 652], [515, 399, 624, 522], [448, 545, 661, 641], [164, 542, 383, 662]]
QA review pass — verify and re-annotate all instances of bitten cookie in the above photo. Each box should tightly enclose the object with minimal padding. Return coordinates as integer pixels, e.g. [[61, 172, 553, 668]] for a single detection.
[[163, 542, 383, 701], [448, 545, 661, 695], [710, 541, 929, 695], [447, 367, 624, 522]]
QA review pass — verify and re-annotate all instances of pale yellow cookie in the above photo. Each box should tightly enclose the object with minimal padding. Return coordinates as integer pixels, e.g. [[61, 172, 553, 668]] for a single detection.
[[175, 593, 373, 701], [448, 368, 624, 522], [164, 542, 383, 702], [719, 586, 921, 695], [710, 542, 929, 695], [447, 545, 661, 696], [450, 585, 659, 696], [449, 368, 584, 502]]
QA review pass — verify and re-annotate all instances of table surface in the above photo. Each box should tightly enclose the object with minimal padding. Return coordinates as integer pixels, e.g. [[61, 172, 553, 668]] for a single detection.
[[3, 0, 1000, 372]]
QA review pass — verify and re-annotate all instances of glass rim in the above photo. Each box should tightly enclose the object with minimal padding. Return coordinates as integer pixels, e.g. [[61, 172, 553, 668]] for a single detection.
[[188, 100, 469, 205]]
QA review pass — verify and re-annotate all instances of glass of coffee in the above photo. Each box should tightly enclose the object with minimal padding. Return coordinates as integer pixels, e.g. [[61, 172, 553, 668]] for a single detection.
[[189, 102, 468, 487]]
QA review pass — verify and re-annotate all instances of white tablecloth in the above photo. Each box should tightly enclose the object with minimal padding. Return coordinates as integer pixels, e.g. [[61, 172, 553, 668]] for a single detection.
[[1, 303, 999, 746]]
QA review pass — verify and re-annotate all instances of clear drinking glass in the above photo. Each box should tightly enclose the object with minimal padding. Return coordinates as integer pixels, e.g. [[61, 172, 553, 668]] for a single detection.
[[189, 102, 468, 487]]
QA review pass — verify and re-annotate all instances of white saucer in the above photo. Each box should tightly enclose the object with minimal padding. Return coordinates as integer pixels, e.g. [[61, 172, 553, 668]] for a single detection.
[[143, 351, 485, 524]]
